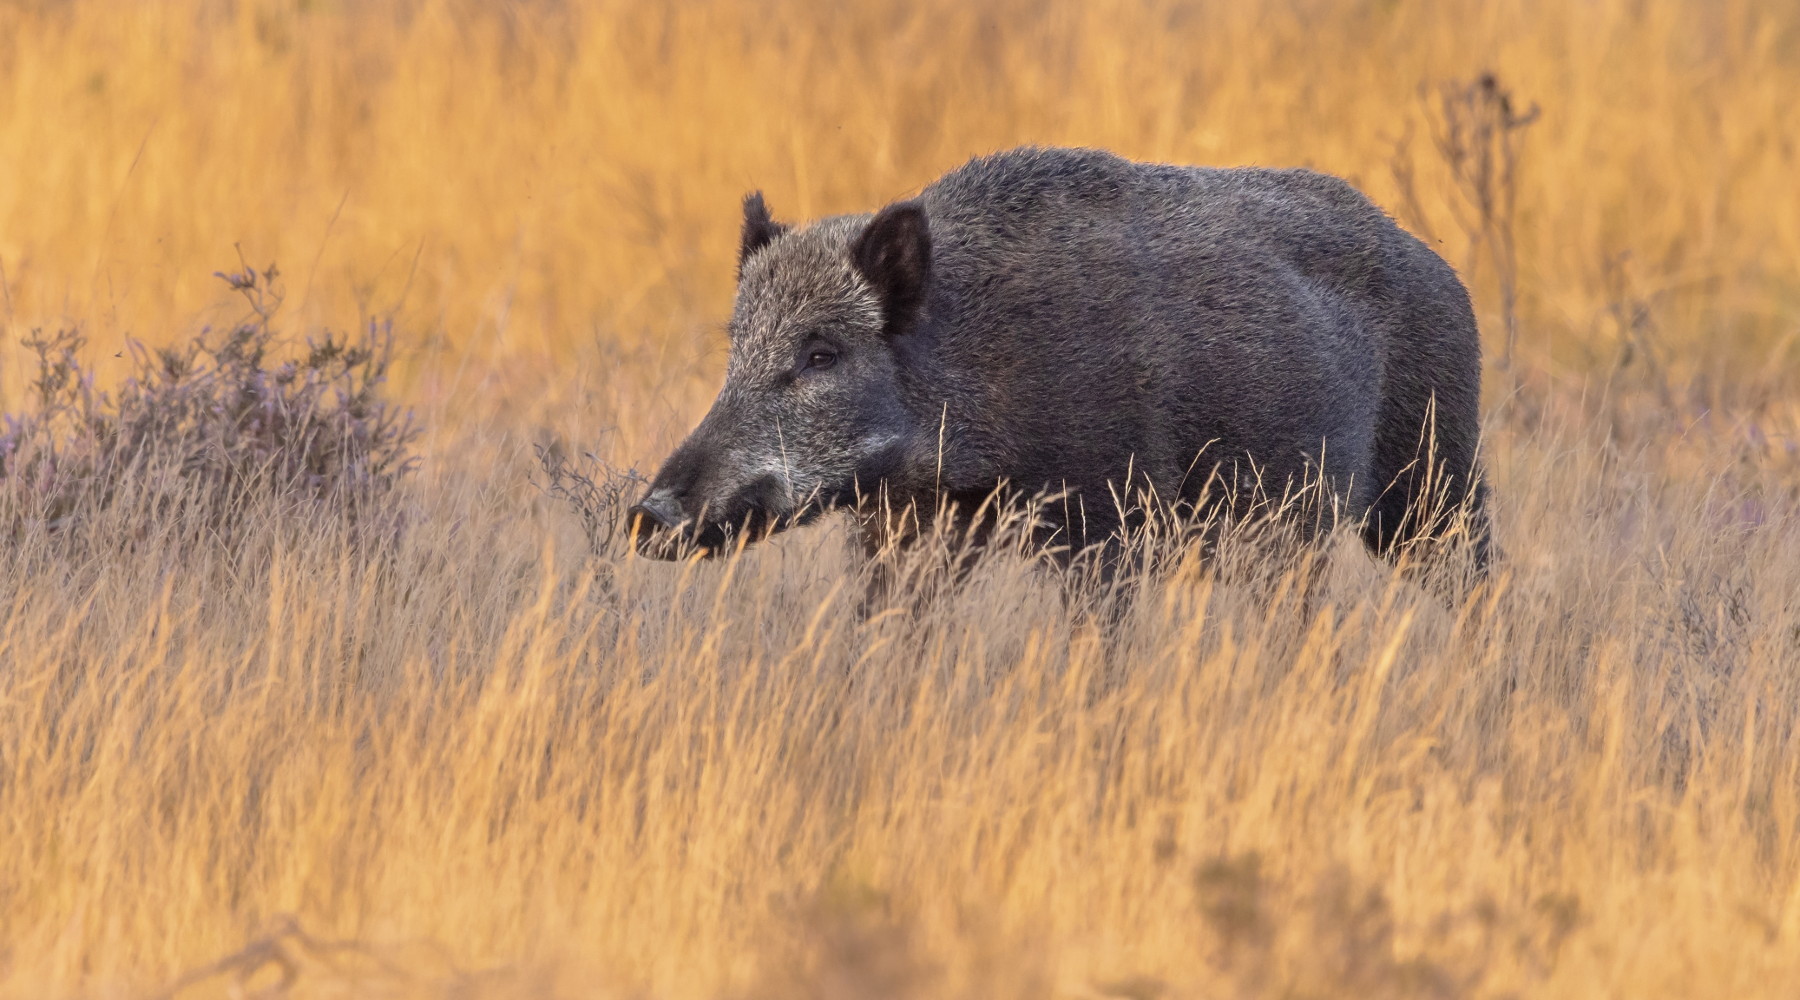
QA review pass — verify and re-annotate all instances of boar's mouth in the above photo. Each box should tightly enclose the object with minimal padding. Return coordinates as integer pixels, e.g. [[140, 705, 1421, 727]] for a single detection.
[[627, 483, 844, 561], [628, 509, 776, 560]]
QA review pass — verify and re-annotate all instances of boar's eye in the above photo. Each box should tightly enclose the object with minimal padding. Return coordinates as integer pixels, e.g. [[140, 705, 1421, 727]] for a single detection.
[[803, 348, 838, 371]]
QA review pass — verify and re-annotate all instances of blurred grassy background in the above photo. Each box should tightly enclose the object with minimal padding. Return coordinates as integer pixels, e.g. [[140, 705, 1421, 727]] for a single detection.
[[4, 0, 1798, 425]]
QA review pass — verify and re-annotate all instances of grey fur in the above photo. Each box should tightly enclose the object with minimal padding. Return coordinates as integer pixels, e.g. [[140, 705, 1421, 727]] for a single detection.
[[632, 146, 1491, 575]]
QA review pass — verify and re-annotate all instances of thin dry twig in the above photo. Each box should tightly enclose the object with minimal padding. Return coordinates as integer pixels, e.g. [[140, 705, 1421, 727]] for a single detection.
[[1425, 73, 1540, 369]]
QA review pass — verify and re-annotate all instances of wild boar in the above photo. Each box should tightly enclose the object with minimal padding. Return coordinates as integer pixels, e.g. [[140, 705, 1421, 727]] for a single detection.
[[630, 145, 1490, 580]]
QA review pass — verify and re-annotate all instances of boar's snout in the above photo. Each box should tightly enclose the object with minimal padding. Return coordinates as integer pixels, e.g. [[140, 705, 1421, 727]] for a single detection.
[[629, 436, 742, 558], [628, 476, 703, 559], [629, 489, 685, 531]]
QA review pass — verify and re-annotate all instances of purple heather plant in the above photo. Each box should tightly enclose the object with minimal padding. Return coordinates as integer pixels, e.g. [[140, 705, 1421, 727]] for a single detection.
[[1, 262, 417, 543]]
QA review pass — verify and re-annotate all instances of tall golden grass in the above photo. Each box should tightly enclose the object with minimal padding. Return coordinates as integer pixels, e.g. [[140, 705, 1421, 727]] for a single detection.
[[2, 0, 1799, 996]]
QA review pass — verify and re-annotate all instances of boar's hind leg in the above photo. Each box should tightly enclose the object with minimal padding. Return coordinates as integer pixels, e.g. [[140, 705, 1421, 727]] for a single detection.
[[1360, 394, 1492, 584]]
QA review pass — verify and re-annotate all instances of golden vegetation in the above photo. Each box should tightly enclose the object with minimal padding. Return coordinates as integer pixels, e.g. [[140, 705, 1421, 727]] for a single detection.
[[1, 0, 1798, 996]]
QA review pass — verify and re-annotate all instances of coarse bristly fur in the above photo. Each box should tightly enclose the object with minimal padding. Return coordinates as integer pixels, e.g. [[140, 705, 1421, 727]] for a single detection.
[[631, 145, 1491, 580]]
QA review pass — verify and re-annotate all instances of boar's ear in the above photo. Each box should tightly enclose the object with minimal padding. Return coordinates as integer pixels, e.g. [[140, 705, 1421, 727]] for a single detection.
[[738, 191, 789, 279], [852, 200, 931, 339]]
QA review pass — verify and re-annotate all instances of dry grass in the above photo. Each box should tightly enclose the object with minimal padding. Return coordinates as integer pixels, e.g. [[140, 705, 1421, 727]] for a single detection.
[[2, 0, 1799, 997]]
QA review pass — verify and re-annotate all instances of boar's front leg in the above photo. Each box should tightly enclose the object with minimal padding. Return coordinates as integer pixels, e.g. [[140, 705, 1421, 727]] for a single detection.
[[851, 494, 927, 623], [850, 492, 979, 623]]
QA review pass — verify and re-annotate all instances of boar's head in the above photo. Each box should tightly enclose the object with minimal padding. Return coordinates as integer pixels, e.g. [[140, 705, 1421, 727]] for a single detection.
[[630, 193, 932, 558]]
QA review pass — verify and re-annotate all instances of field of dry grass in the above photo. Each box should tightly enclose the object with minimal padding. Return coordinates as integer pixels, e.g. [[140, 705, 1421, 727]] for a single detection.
[[2, 0, 1800, 997]]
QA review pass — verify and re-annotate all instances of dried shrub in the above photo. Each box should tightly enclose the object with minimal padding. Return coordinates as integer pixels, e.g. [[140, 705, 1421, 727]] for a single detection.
[[0, 261, 417, 543], [1388, 73, 1540, 371], [534, 439, 646, 556], [1429, 73, 1540, 368]]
